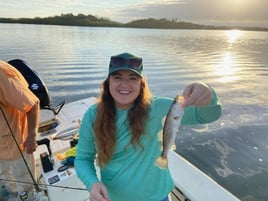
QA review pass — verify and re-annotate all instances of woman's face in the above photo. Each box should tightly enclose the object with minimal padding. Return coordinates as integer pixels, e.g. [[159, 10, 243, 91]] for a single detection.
[[109, 70, 141, 110]]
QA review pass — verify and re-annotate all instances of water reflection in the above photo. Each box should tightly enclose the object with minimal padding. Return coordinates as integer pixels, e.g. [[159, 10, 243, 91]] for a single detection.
[[214, 30, 243, 83], [214, 52, 240, 82], [1, 24, 268, 201], [226, 30, 242, 44]]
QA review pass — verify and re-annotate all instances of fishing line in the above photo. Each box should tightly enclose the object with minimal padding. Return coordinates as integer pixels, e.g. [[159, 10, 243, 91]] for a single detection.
[[0, 178, 87, 192], [0, 105, 40, 192], [1, 106, 86, 194]]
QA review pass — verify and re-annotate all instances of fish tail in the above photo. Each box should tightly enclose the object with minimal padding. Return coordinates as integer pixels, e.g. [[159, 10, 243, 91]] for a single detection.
[[154, 155, 168, 169]]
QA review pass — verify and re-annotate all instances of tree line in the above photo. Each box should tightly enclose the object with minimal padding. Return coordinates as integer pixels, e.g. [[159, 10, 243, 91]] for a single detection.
[[0, 13, 267, 31]]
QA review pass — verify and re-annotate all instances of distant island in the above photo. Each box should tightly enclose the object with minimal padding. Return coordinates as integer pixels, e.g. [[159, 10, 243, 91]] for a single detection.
[[0, 13, 267, 32]]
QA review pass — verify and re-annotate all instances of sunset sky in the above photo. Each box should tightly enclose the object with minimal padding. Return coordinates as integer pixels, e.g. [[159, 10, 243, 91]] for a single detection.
[[0, 0, 267, 27]]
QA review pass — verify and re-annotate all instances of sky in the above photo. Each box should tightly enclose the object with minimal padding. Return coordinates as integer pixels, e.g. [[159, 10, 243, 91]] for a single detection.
[[0, 0, 267, 28]]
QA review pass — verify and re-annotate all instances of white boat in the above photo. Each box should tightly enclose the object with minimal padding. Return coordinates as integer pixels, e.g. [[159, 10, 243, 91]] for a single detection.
[[6, 59, 240, 201], [34, 97, 240, 201]]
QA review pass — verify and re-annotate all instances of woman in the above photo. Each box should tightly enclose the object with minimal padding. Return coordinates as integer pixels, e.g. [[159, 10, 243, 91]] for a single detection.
[[75, 52, 222, 201]]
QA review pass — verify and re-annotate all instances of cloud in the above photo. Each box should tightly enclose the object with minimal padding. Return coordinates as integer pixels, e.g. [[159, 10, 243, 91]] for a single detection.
[[112, 0, 268, 26], [0, 0, 267, 27]]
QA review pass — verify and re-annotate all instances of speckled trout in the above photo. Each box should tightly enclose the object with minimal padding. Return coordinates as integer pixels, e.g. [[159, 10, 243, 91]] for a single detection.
[[155, 95, 184, 169]]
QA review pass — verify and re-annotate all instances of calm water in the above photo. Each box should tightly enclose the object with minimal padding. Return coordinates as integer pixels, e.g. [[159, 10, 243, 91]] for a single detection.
[[1, 23, 268, 200]]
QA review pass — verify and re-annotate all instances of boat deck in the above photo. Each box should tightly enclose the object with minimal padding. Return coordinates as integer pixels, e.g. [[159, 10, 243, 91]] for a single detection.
[[34, 97, 240, 201]]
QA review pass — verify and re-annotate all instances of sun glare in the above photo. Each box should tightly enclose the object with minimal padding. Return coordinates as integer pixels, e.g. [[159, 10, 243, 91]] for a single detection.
[[215, 52, 240, 83], [226, 30, 242, 43]]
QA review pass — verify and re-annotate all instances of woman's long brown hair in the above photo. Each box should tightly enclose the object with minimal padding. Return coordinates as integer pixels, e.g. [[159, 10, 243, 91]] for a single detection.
[[93, 76, 152, 167]]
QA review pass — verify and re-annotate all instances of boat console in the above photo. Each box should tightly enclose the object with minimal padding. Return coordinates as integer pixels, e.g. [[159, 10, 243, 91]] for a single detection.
[[34, 97, 96, 201], [41, 154, 89, 201]]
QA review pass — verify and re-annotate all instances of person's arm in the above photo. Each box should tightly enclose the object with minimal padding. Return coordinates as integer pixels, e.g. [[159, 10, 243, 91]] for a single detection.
[[23, 101, 40, 154], [75, 107, 100, 190], [1, 63, 41, 154], [181, 82, 222, 125]]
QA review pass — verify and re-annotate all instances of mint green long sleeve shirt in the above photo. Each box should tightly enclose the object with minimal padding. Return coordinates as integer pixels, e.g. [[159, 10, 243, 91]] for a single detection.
[[75, 89, 221, 201]]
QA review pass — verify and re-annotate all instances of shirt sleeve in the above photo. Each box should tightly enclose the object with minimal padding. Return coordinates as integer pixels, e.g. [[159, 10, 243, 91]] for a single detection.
[[181, 87, 222, 125], [0, 63, 39, 112], [74, 105, 99, 191]]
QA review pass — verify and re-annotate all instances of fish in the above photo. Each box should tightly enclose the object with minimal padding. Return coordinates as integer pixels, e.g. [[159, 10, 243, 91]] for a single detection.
[[155, 95, 184, 169]]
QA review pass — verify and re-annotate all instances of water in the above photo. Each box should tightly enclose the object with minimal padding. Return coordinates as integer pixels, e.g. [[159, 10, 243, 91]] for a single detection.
[[1, 23, 268, 200]]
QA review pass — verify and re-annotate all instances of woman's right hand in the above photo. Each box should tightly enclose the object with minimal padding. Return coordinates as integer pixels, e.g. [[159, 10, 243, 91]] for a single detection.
[[90, 182, 110, 201]]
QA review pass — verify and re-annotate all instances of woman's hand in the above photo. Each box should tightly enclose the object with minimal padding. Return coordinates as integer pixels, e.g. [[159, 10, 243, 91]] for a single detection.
[[182, 82, 212, 107], [90, 182, 110, 201]]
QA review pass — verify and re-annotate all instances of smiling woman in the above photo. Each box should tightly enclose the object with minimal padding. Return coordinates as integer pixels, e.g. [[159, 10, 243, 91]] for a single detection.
[[1, 22, 268, 200]]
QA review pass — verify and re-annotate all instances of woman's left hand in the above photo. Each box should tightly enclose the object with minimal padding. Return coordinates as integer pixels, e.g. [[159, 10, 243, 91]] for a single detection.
[[182, 82, 212, 107]]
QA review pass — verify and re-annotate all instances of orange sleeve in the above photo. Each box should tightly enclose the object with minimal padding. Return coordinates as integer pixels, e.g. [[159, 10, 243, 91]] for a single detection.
[[0, 61, 39, 112]]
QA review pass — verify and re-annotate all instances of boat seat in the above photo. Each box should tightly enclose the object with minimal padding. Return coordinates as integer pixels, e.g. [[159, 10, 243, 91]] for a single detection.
[[39, 109, 59, 133], [38, 101, 65, 133]]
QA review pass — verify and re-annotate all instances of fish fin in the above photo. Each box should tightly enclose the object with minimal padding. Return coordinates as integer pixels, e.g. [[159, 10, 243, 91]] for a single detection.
[[170, 144, 176, 151], [158, 141, 163, 150], [161, 116, 166, 126], [154, 156, 168, 169]]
